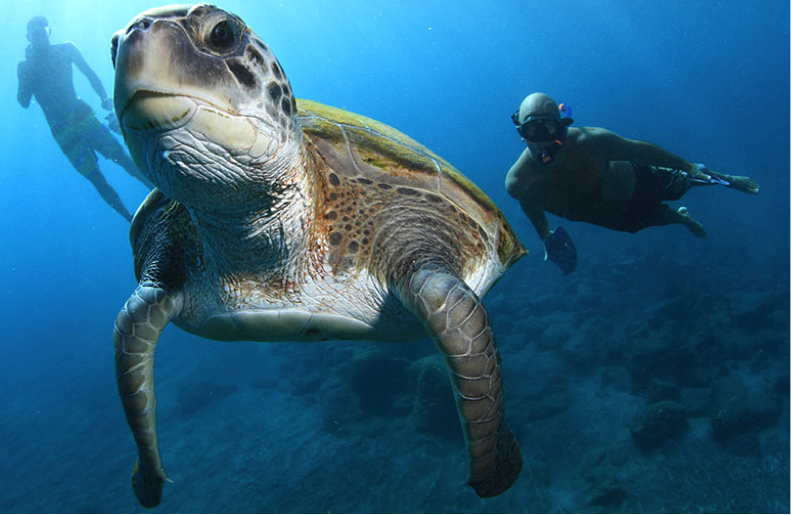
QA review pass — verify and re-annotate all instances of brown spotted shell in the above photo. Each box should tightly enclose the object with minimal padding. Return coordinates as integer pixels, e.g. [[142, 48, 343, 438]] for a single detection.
[[296, 99, 526, 274]]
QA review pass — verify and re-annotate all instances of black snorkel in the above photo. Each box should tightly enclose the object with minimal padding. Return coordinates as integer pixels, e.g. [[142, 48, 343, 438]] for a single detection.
[[539, 138, 563, 164]]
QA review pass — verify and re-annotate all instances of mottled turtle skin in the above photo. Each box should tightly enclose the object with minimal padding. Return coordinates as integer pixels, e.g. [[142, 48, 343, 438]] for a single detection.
[[111, 4, 527, 508]]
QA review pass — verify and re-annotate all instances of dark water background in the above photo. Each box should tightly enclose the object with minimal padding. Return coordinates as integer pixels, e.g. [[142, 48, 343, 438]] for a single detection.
[[1, 1, 788, 513]]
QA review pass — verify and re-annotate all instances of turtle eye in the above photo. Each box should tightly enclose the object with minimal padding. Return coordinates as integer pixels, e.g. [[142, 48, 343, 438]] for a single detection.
[[209, 20, 237, 50]]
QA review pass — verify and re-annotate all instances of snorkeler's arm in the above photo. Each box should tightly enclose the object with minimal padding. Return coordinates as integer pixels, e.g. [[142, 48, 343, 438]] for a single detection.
[[506, 155, 551, 241], [517, 194, 573, 271], [67, 42, 111, 108], [523, 201, 551, 241], [587, 128, 696, 173], [17, 61, 32, 108]]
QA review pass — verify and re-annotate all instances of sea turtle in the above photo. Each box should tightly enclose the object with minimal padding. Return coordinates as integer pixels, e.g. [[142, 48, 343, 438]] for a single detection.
[[110, 4, 527, 508]]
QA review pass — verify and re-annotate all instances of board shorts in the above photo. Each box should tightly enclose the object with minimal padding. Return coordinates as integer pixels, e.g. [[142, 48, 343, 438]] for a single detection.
[[607, 162, 692, 233], [48, 100, 125, 180]]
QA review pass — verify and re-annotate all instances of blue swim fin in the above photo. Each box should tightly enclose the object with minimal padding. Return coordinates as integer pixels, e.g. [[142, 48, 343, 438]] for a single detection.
[[544, 226, 577, 275]]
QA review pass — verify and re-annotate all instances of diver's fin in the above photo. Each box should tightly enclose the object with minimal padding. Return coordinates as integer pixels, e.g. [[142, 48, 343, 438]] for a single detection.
[[544, 226, 577, 275]]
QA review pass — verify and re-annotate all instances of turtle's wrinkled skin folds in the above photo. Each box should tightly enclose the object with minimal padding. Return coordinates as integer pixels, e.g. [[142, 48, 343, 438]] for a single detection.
[[111, 4, 526, 507]]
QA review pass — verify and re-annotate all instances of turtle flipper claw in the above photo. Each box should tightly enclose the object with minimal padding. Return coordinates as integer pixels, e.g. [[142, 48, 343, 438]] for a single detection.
[[131, 458, 168, 508], [467, 420, 522, 497]]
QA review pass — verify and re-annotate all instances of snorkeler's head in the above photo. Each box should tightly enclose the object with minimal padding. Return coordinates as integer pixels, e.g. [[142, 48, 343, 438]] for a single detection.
[[514, 93, 560, 126], [512, 93, 570, 144], [26, 16, 51, 45]]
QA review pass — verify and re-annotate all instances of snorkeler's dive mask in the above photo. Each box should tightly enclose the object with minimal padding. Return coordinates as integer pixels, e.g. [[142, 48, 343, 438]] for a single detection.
[[512, 115, 572, 143], [27, 25, 51, 43]]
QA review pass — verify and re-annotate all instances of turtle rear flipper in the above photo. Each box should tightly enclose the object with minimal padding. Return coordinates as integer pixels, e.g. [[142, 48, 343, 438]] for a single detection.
[[131, 457, 169, 508], [114, 283, 181, 508], [398, 266, 523, 497]]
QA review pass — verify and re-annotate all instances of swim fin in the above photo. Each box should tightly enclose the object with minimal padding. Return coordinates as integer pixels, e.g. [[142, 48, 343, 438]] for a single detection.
[[544, 226, 577, 275]]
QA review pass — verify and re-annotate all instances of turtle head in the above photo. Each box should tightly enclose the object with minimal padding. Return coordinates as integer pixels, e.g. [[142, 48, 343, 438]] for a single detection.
[[111, 4, 300, 209]]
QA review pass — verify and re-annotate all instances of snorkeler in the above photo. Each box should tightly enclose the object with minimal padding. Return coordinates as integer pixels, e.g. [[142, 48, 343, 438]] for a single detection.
[[505, 92, 760, 275], [16, 16, 153, 222]]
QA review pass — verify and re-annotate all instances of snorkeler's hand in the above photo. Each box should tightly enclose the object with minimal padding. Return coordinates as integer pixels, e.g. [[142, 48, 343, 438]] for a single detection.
[[543, 226, 577, 275], [106, 112, 121, 135], [101, 97, 114, 111]]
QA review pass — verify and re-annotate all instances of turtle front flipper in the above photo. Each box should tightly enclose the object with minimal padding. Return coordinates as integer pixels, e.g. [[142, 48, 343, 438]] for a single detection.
[[114, 282, 181, 508], [398, 266, 522, 497]]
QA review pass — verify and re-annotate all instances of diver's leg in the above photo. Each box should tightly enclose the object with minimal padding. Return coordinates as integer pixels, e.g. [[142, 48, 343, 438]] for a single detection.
[[54, 122, 135, 221], [723, 175, 759, 194], [58, 131, 132, 221], [675, 207, 707, 238], [623, 165, 706, 237], [620, 164, 700, 235], [115, 152, 154, 190], [653, 204, 707, 238], [85, 168, 134, 221], [630, 163, 692, 202], [689, 166, 759, 195], [95, 130, 155, 189]]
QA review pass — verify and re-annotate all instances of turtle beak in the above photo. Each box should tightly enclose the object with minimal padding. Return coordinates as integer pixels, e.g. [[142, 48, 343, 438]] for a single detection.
[[112, 17, 198, 134], [112, 13, 243, 128], [112, 16, 156, 123]]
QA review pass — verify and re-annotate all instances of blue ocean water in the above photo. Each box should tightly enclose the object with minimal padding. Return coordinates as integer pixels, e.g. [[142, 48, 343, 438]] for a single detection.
[[0, 0, 788, 513]]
